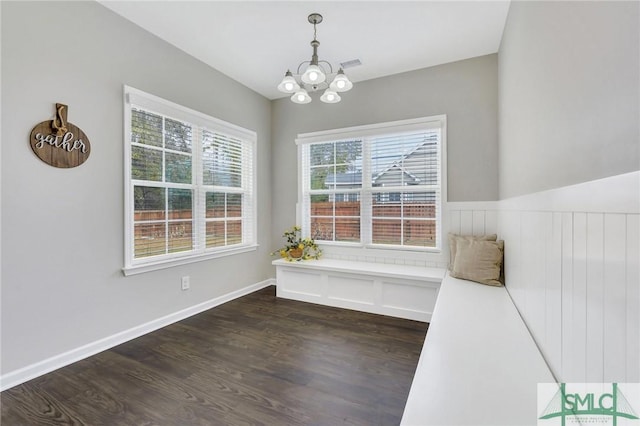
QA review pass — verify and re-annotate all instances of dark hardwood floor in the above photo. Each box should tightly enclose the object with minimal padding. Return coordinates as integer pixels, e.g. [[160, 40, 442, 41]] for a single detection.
[[1, 286, 428, 426]]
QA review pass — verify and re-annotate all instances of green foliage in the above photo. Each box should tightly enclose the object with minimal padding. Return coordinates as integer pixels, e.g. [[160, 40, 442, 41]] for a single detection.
[[131, 109, 162, 147], [134, 186, 164, 211], [168, 188, 192, 211], [132, 146, 162, 181], [202, 130, 243, 188], [271, 225, 322, 261], [165, 118, 192, 153], [131, 108, 193, 184]]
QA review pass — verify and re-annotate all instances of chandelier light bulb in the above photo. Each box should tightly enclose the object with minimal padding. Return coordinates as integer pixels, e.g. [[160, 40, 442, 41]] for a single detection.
[[291, 89, 312, 104], [320, 89, 341, 104], [329, 69, 353, 93], [301, 64, 326, 85], [277, 71, 300, 94]]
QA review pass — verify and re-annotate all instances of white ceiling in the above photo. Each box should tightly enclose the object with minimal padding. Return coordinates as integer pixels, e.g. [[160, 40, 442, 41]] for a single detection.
[[99, 1, 510, 100]]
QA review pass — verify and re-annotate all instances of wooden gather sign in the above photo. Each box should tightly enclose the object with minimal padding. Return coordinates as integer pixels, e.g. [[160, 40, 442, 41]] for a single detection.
[[29, 103, 91, 168]]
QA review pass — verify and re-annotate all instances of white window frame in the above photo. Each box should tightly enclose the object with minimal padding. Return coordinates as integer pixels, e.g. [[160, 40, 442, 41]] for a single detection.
[[297, 115, 447, 252], [123, 86, 257, 275]]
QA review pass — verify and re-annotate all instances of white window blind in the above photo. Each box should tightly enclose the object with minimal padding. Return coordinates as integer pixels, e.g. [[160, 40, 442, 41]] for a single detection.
[[299, 116, 445, 251], [124, 86, 256, 274]]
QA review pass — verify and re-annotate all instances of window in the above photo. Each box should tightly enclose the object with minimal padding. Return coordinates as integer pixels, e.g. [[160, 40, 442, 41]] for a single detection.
[[124, 86, 256, 274], [299, 116, 445, 251]]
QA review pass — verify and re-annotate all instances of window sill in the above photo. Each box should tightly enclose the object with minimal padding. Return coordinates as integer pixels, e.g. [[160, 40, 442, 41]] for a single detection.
[[365, 244, 441, 253], [317, 241, 442, 253], [122, 244, 259, 276]]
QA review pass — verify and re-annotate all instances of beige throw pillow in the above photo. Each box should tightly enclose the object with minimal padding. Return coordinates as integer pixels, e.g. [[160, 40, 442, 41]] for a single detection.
[[448, 233, 497, 271], [451, 239, 504, 286]]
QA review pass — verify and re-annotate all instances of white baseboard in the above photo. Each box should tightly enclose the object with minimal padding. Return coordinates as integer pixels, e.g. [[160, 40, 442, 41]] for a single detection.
[[0, 279, 275, 392]]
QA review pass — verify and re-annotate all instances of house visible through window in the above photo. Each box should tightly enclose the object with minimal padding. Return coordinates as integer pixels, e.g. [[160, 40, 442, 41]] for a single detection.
[[298, 116, 445, 250], [124, 86, 257, 274]]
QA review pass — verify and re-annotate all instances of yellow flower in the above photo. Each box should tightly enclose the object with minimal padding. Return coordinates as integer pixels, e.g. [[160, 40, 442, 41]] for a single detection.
[[298, 243, 304, 249], [279, 249, 286, 258]]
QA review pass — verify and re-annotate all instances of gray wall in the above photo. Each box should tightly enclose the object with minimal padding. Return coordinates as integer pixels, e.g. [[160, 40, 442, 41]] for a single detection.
[[1, 1, 272, 374], [271, 54, 499, 244], [498, 1, 640, 199]]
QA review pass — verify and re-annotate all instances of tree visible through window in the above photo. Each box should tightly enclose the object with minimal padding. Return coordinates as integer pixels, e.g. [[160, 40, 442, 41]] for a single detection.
[[131, 109, 194, 258], [124, 86, 256, 273]]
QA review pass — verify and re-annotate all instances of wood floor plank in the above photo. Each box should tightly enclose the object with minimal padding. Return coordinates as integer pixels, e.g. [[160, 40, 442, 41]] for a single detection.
[[1, 286, 428, 425]]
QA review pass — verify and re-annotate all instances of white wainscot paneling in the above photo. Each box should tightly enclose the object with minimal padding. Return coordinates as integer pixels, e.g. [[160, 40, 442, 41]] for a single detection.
[[520, 211, 548, 348], [585, 213, 605, 382], [485, 210, 499, 235], [273, 259, 445, 322], [448, 205, 499, 237], [460, 210, 473, 234], [499, 210, 524, 312], [445, 173, 638, 384], [472, 210, 486, 235], [544, 212, 562, 379], [626, 214, 640, 382], [327, 275, 374, 305], [278, 268, 323, 298], [569, 212, 588, 382], [381, 280, 439, 315], [498, 171, 640, 384], [560, 212, 574, 381], [603, 213, 627, 382], [318, 244, 447, 269], [449, 210, 461, 235]]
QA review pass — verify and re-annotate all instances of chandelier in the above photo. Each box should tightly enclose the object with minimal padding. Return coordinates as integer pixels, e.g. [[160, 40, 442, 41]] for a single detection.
[[277, 13, 353, 104]]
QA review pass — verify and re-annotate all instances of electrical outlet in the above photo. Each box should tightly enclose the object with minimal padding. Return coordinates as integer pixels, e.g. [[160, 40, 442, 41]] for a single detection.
[[181, 276, 190, 291]]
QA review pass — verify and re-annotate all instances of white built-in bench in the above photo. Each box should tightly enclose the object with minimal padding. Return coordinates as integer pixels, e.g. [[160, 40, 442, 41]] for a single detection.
[[272, 258, 445, 322], [401, 273, 555, 425]]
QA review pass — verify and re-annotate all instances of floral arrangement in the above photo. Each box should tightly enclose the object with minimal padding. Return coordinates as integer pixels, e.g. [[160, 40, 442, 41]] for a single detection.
[[272, 225, 322, 261]]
